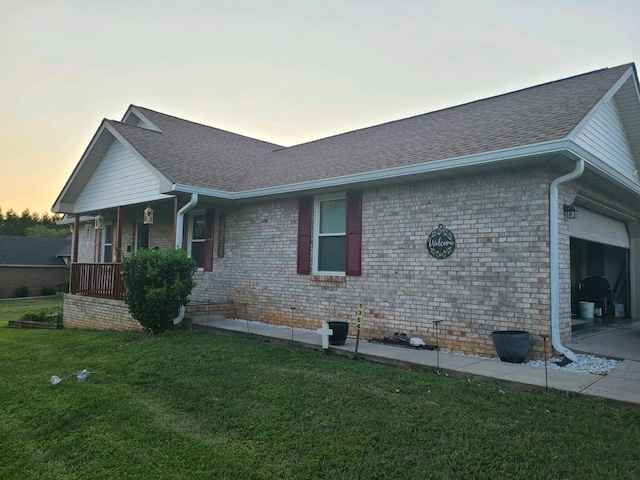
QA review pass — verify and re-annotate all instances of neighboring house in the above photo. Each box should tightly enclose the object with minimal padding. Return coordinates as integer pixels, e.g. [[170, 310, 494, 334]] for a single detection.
[[0, 235, 71, 298], [53, 63, 640, 360]]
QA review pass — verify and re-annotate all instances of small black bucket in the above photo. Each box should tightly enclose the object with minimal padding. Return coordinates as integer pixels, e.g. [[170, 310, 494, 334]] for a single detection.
[[491, 330, 530, 363], [328, 321, 349, 346]]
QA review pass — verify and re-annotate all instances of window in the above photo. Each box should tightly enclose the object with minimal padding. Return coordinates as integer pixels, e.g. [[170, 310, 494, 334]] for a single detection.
[[136, 223, 150, 251], [189, 213, 206, 269], [297, 191, 361, 276], [102, 223, 113, 263], [314, 194, 346, 273], [187, 209, 214, 271]]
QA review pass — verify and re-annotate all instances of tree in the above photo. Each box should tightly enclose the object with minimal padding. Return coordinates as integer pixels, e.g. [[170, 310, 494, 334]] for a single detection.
[[120, 249, 197, 333], [24, 225, 70, 238], [0, 207, 66, 237]]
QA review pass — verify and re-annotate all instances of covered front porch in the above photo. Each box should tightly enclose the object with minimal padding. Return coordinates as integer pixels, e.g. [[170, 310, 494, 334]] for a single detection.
[[66, 195, 218, 302]]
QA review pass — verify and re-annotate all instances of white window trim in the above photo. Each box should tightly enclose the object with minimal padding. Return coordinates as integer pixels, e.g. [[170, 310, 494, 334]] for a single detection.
[[188, 210, 206, 271], [313, 192, 346, 275], [101, 222, 113, 263]]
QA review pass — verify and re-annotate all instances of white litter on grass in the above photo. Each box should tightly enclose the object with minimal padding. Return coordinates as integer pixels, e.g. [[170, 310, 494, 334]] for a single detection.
[[50, 369, 93, 385], [74, 369, 90, 383], [526, 354, 618, 375]]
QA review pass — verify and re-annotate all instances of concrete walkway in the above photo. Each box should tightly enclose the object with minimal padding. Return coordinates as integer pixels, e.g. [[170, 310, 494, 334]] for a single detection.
[[192, 316, 640, 406]]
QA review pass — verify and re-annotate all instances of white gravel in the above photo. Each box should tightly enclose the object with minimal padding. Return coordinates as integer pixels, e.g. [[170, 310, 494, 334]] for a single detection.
[[526, 354, 618, 375]]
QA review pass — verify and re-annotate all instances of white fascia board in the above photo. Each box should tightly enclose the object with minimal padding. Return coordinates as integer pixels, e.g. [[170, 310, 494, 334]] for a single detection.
[[56, 214, 95, 225], [122, 106, 163, 132], [52, 121, 112, 213], [171, 139, 579, 200], [169, 184, 235, 199], [565, 66, 634, 139], [53, 202, 76, 214], [103, 123, 174, 193], [565, 141, 640, 195]]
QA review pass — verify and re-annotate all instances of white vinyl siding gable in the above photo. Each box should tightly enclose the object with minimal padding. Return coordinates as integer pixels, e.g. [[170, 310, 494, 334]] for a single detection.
[[573, 98, 637, 178], [74, 140, 171, 212]]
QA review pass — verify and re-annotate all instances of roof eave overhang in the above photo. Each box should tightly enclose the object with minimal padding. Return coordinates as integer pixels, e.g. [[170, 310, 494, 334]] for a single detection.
[[52, 120, 111, 214], [52, 122, 174, 214], [568, 141, 640, 197], [170, 139, 594, 201]]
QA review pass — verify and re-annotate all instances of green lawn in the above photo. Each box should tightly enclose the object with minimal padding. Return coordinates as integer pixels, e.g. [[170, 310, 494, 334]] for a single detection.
[[0, 296, 63, 326], [1, 318, 638, 479]]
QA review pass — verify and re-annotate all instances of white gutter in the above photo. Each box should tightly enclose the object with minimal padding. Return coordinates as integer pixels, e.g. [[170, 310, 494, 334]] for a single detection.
[[549, 158, 584, 362], [172, 193, 198, 326], [168, 140, 579, 200], [175, 193, 198, 249]]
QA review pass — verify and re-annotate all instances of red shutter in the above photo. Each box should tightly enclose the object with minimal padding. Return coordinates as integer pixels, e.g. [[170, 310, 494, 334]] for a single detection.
[[345, 190, 362, 276], [182, 220, 188, 250], [204, 209, 214, 272], [297, 197, 312, 274]]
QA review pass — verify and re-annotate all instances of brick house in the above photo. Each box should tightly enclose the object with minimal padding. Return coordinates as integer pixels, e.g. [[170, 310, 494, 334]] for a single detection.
[[53, 64, 640, 360], [0, 235, 71, 298]]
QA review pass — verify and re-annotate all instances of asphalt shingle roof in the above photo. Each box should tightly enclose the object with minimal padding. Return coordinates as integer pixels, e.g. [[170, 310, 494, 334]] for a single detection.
[[0, 236, 71, 267], [108, 108, 283, 192], [107, 64, 632, 193]]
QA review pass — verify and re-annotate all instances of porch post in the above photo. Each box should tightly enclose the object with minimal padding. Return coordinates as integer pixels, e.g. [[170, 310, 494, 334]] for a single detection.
[[73, 214, 80, 263], [114, 206, 123, 262]]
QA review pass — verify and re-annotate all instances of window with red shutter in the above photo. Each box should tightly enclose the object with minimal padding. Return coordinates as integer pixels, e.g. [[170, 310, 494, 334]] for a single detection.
[[345, 190, 362, 276], [203, 209, 214, 272], [297, 197, 312, 274], [188, 209, 214, 271], [297, 191, 362, 276]]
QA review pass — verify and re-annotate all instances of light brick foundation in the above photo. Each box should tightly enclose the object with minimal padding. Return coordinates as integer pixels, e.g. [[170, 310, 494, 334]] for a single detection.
[[63, 294, 143, 331]]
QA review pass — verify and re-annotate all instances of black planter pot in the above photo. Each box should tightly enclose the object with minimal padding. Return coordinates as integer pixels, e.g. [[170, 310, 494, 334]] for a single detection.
[[328, 321, 349, 346], [491, 330, 530, 363]]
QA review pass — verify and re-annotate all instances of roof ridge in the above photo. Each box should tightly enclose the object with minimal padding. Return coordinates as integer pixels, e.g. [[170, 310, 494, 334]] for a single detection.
[[277, 63, 633, 152], [132, 105, 284, 147]]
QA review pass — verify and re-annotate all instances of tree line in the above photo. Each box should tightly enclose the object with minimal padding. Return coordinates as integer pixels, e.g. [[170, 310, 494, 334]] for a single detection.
[[0, 207, 69, 238]]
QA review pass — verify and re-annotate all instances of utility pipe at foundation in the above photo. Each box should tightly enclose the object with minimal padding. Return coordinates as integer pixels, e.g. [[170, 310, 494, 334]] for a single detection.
[[549, 159, 584, 362]]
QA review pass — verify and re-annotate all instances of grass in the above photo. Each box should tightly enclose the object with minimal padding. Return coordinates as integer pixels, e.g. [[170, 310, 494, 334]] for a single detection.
[[1, 304, 639, 479], [0, 296, 63, 326]]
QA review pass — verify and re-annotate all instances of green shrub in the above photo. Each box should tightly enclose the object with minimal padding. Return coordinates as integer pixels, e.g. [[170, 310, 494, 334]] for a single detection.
[[20, 308, 63, 325], [13, 286, 28, 298], [41, 286, 56, 296], [120, 248, 197, 334]]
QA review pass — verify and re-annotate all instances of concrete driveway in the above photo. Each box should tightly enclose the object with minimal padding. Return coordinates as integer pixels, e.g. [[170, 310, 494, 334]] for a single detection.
[[567, 321, 640, 361]]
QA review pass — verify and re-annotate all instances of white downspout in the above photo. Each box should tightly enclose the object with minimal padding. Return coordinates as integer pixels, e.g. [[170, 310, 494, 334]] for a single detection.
[[172, 193, 198, 325], [549, 159, 584, 361], [175, 193, 199, 249]]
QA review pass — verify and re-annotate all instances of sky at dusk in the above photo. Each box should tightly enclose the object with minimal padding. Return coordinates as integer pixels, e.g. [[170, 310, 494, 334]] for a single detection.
[[1, 0, 639, 215]]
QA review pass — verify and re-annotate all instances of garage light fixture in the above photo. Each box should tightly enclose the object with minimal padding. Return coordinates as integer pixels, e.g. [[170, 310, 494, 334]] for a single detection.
[[563, 204, 578, 220]]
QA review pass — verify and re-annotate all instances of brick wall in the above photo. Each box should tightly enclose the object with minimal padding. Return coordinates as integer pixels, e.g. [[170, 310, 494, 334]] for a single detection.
[[0, 266, 69, 298], [188, 167, 562, 359], [67, 167, 637, 359], [64, 294, 143, 331]]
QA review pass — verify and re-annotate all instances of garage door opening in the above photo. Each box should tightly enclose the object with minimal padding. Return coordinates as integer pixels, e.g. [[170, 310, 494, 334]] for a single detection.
[[570, 237, 630, 332]]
